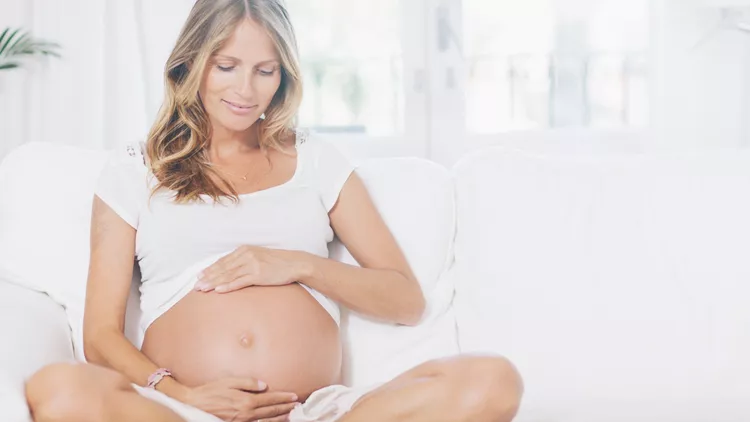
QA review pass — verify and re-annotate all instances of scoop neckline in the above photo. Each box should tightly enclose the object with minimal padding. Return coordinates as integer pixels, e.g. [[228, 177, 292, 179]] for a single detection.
[[201, 131, 304, 200]]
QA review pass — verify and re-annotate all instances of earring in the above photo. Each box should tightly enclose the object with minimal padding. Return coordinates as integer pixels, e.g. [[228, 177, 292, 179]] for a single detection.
[[260, 113, 266, 120]]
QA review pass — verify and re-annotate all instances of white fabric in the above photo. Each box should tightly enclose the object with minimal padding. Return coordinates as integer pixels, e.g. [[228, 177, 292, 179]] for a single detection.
[[452, 146, 750, 422], [94, 131, 352, 331], [133, 383, 376, 422]]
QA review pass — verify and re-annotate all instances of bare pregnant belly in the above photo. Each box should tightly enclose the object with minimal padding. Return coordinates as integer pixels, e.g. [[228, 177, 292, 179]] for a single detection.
[[141, 283, 341, 401]]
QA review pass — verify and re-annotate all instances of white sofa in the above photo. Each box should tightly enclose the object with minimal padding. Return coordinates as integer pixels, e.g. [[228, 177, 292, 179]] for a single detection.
[[2, 141, 750, 422]]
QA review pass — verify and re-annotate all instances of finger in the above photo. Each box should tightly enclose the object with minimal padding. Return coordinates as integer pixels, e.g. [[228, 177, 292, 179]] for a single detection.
[[197, 260, 250, 291], [222, 377, 268, 392], [199, 248, 244, 280], [251, 402, 299, 420], [215, 275, 257, 293], [197, 265, 245, 292], [253, 391, 299, 407]]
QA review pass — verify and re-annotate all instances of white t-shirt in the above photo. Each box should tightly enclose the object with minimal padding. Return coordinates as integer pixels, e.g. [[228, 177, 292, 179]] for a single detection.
[[94, 130, 355, 334]]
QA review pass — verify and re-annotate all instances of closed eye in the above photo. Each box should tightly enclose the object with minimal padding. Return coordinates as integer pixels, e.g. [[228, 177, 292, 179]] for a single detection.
[[217, 65, 235, 72]]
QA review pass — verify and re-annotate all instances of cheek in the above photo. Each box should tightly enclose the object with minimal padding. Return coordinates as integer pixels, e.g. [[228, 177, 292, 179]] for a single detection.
[[203, 70, 233, 100], [257, 76, 283, 106]]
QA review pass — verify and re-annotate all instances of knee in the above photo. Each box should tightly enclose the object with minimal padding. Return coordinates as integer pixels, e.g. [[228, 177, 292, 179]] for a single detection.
[[25, 362, 128, 422], [441, 355, 524, 422]]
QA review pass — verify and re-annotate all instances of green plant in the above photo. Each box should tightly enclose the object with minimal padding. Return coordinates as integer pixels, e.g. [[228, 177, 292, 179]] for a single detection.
[[0, 27, 60, 71]]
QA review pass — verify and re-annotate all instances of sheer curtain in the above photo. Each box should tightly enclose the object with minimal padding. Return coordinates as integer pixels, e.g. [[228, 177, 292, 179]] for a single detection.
[[651, 0, 750, 150], [1, 0, 749, 161], [0, 0, 192, 159]]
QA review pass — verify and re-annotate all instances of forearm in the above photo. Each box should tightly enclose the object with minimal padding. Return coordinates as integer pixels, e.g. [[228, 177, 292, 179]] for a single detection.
[[84, 329, 188, 400], [288, 251, 425, 326]]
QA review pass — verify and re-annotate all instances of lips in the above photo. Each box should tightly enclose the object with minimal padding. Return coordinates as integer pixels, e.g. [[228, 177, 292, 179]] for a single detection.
[[222, 100, 255, 109]]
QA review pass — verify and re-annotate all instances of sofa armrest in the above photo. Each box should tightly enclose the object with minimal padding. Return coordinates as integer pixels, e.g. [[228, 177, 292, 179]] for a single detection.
[[0, 280, 74, 422]]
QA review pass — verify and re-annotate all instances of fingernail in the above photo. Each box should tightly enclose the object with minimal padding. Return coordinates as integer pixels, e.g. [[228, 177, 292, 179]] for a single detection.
[[258, 380, 266, 389], [195, 282, 207, 291]]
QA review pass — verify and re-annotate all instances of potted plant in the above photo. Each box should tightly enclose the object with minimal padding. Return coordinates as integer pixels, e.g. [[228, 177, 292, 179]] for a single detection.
[[0, 27, 60, 71]]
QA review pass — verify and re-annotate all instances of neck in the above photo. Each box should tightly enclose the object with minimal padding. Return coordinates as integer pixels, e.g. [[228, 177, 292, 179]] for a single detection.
[[208, 121, 262, 160]]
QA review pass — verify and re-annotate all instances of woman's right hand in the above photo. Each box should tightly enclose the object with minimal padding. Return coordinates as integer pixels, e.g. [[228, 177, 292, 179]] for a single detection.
[[182, 377, 300, 422]]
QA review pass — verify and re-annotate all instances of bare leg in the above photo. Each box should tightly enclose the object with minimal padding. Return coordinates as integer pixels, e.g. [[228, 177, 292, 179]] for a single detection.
[[339, 354, 523, 422], [25, 362, 185, 422]]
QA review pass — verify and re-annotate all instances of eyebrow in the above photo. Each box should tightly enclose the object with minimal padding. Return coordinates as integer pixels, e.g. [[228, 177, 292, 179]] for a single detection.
[[214, 55, 279, 66]]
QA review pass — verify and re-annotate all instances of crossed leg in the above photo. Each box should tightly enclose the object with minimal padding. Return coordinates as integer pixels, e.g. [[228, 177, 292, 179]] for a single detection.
[[25, 354, 522, 422], [340, 354, 523, 422], [25, 362, 185, 422]]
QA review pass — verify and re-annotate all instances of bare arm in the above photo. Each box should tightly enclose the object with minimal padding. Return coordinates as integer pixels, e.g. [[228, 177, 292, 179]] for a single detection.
[[293, 172, 425, 326], [83, 196, 189, 401]]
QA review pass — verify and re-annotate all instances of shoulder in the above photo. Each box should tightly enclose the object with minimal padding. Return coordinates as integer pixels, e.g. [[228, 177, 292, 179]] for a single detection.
[[96, 142, 151, 192], [292, 129, 357, 211], [103, 142, 149, 170], [294, 129, 350, 165]]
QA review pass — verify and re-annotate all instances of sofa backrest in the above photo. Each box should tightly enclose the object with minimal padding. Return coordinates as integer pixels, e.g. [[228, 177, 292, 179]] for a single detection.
[[451, 146, 750, 409]]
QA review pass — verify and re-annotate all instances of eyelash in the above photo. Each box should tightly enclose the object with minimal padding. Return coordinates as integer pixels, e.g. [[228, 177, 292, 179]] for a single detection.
[[216, 65, 276, 76]]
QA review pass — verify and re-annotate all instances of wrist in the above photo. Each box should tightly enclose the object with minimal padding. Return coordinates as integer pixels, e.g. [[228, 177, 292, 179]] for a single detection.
[[282, 250, 318, 284], [155, 376, 190, 402]]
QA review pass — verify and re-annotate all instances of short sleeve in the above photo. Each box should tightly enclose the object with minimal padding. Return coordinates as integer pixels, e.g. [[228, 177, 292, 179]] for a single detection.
[[94, 144, 149, 229], [311, 137, 357, 212]]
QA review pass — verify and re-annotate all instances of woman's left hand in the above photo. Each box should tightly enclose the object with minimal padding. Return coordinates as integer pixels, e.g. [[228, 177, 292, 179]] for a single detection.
[[194, 246, 305, 293]]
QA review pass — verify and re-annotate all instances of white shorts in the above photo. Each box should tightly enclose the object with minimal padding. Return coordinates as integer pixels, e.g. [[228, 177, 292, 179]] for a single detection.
[[133, 383, 378, 422]]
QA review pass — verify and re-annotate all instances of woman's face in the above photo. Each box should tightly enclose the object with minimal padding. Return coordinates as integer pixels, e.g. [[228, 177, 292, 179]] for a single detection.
[[199, 18, 282, 136]]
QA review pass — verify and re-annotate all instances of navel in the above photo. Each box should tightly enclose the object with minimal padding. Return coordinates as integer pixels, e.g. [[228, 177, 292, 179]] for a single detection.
[[238, 332, 254, 348]]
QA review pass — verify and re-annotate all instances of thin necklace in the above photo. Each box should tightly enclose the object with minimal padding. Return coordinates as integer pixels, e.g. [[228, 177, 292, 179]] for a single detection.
[[216, 166, 251, 181], [211, 125, 267, 182], [213, 159, 272, 183]]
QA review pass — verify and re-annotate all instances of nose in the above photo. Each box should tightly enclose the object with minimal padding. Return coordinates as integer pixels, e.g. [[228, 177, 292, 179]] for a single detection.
[[232, 68, 256, 100]]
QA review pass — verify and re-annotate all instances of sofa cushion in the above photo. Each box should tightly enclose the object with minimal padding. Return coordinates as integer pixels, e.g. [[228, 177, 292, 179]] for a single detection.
[[451, 147, 750, 420], [0, 276, 75, 422]]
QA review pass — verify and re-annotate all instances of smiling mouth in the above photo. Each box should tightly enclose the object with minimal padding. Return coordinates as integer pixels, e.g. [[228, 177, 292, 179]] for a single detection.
[[222, 100, 257, 109]]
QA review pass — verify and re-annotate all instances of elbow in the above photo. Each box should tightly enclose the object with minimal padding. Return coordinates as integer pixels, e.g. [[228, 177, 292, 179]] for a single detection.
[[399, 286, 426, 326], [82, 327, 107, 364], [82, 334, 99, 363]]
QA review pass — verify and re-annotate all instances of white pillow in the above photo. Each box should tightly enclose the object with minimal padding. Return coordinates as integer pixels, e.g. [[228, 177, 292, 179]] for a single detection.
[[0, 142, 109, 359], [333, 158, 459, 387]]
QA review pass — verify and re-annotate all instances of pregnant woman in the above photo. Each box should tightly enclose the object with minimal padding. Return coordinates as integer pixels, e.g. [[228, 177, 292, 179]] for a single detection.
[[24, 1, 523, 421]]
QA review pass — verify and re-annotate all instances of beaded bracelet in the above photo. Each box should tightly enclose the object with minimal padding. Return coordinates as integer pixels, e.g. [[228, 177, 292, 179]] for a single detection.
[[146, 368, 173, 389]]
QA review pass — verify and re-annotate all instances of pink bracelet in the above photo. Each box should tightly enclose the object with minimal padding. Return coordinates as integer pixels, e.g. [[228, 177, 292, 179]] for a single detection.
[[146, 368, 173, 389]]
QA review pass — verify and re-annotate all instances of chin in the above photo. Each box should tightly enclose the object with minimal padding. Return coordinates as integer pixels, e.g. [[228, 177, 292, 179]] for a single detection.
[[218, 116, 259, 133]]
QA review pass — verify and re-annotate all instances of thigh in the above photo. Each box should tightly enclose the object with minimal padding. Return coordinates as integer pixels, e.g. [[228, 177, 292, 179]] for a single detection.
[[376, 354, 474, 386], [352, 355, 461, 404], [26, 362, 133, 416], [357, 354, 517, 402]]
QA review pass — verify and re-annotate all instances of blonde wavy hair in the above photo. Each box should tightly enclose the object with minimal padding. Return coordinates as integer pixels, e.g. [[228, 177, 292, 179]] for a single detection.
[[145, 0, 303, 203]]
